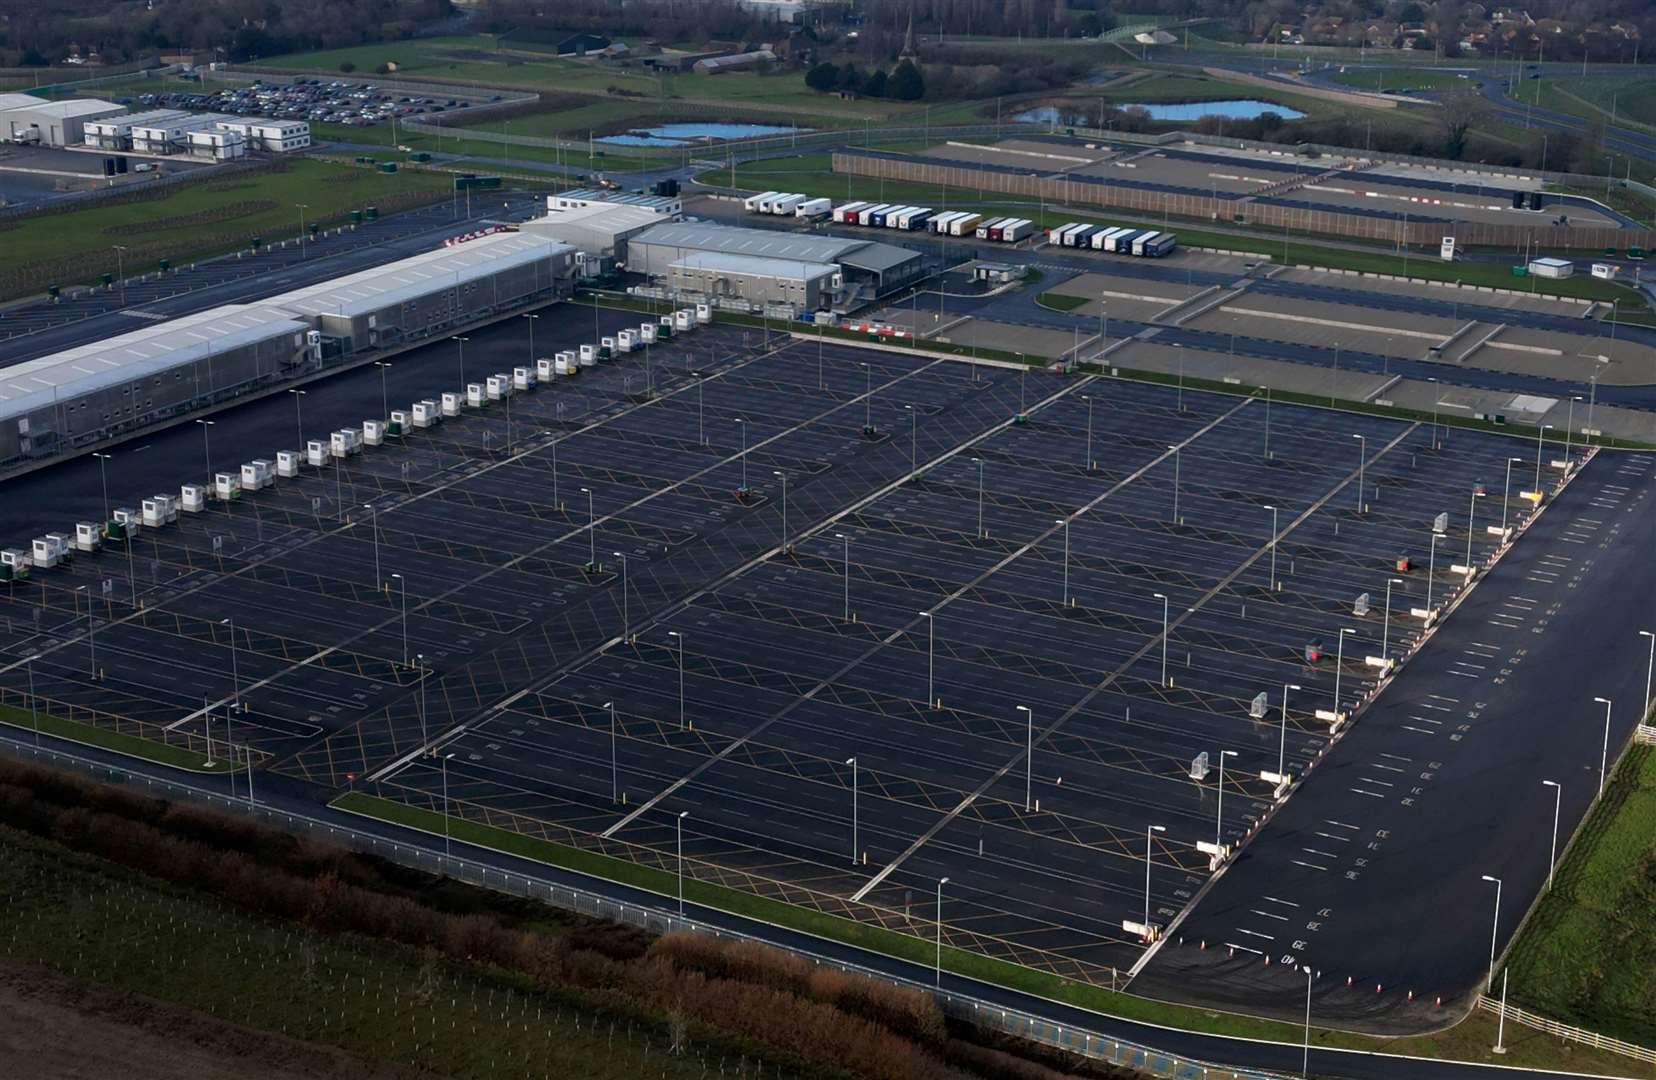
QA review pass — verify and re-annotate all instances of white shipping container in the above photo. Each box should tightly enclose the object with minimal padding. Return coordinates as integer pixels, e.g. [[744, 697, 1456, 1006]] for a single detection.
[[833, 201, 868, 224], [771, 193, 807, 216], [744, 190, 781, 213], [1001, 219, 1034, 242], [797, 197, 833, 220], [1528, 257, 1574, 278], [949, 213, 982, 236]]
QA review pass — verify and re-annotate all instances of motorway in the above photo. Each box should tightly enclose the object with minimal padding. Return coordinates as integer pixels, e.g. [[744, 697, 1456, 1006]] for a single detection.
[[1133, 449, 1656, 1030]]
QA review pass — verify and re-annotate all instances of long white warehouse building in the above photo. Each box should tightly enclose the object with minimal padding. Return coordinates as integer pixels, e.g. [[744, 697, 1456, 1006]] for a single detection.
[[0, 232, 577, 467]]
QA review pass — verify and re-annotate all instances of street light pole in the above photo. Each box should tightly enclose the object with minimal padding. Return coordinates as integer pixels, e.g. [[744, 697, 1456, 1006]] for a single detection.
[[606, 701, 618, 803], [613, 552, 629, 642], [973, 457, 985, 538], [1382, 577, 1402, 659], [918, 610, 934, 706], [1055, 518, 1070, 606], [735, 418, 749, 494], [1640, 630, 1655, 721], [222, 616, 239, 709], [1144, 824, 1165, 933], [1334, 628, 1356, 716], [1279, 683, 1301, 778], [1352, 434, 1366, 514], [669, 631, 685, 729], [774, 471, 790, 554], [1501, 457, 1521, 533], [1264, 505, 1279, 592], [677, 810, 690, 915], [1534, 424, 1552, 493], [1215, 749, 1238, 851], [580, 488, 596, 569], [391, 573, 409, 666], [288, 388, 306, 449], [440, 751, 455, 857], [836, 533, 850, 620], [935, 876, 949, 987], [846, 756, 859, 864], [452, 335, 469, 389], [1153, 592, 1170, 686], [1480, 874, 1502, 992], [1427, 532, 1444, 611], [373, 360, 392, 421], [1082, 395, 1094, 473], [1542, 779, 1561, 890], [1017, 704, 1034, 810], [195, 418, 215, 490], [1594, 696, 1613, 796], [1302, 965, 1315, 1078], [1169, 445, 1181, 523]]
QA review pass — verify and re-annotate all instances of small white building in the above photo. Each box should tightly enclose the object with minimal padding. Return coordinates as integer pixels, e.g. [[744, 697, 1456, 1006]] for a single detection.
[[1528, 257, 1575, 279], [186, 126, 247, 161], [84, 109, 192, 150], [212, 118, 310, 152], [131, 112, 235, 155]]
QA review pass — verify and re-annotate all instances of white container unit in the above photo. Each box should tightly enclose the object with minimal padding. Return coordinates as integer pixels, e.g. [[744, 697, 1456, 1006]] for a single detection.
[[833, 201, 868, 224], [744, 190, 781, 213], [695, 303, 712, 325], [0, 549, 31, 578], [145, 494, 178, 524], [1001, 219, 1035, 242], [771, 193, 806, 216], [616, 329, 637, 353], [948, 213, 981, 236], [467, 383, 486, 408], [389, 409, 411, 434], [600, 335, 617, 357], [514, 366, 536, 391], [486, 374, 510, 400], [276, 450, 303, 477], [75, 522, 102, 553], [111, 509, 141, 536], [579, 344, 597, 367], [362, 420, 386, 446], [330, 429, 363, 456], [639, 322, 657, 344], [242, 460, 274, 489], [440, 393, 462, 418], [179, 485, 207, 514], [558, 348, 579, 372], [674, 309, 694, 332], [30, 537, 63, 569], [214, 472, 242, 501], [414, 401, 440, 427], [306, 440, 330, 467], [796, 197, 832, 220], [537, 357, 557, 381], [1528, 257, 1574, 278]]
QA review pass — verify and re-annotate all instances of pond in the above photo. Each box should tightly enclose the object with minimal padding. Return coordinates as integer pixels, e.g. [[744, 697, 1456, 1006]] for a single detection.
[[1016, 99, 1305, 125], [596, 122, 801, 147]]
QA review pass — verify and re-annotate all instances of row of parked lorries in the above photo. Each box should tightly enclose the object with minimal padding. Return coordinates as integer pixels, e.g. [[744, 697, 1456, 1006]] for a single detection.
[[741, 194, 1177, 255], [1046, 221, 1178, 257]]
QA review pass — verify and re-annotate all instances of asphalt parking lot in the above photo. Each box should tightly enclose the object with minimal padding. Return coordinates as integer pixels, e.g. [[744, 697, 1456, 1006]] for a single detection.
[[0, 318, 1573, 993]]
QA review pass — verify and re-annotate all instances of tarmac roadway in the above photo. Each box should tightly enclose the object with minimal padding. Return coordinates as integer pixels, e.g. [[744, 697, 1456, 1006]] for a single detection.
[[1131, 448, 1656, 1030]]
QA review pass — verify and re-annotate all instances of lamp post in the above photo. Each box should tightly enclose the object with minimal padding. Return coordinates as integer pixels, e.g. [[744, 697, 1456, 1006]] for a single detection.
[[973, 457, 985, 538], [440, 751, 456, 857], [221, 616, 239, 710], [1082, 395, 1095, 473], [372, 360, 392, 421], [363, 503, 382, 590], [287, 388, 306, 448], [1501, 457, 1522, 533], [613, 551, 629, 642], [836, 532, 850, 620], [1144, 824, 1165, 934], [1302, 965, 1315, 1078], [111, 244, 128, 306], [1169, 445, 1182, 523], [1279, 683, 1301, 779], [1016, 704, 1034, 810], [1215, 749, 1238, 851], [774, 470, 790, 554], [1465, 487, 1486, 568], [735, 417, 749, 494], [1055, 518, 1070, 607], [1426, 531, 1444, 611], [1534, 423, 1553, 493], [195, 418, 215, 489], [452, 335, 469, 389], [1542, 779, 1561, 890], [390, 572, 410, 665], [669, 631, 685, 729], [522, 312, 538, 369], [1480, 874, 1502, 992], [1153, 592, 1170, 687], [904, 404, 918, 478], [935, 876, 949, 987], [416, 653, 428, 745], [846, 756, 859, 865], [1640, 630, 1655, 721], [580, 487, 596, 569], [1352, 434, 1366, 514], [93, 452, 112, 525], [1264, 504, 1279, 592], [1594, 697, 1612, 797], [1382, 577, 1402, 659], [1334, 628, 1356, 716], [918, 610, 934, 706], [606, 701, 618, 803], [295, 203, 308, 257], [677, 810, 690, 915]]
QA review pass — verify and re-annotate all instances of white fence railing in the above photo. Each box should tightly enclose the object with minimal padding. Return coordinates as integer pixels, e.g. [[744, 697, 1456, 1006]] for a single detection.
[[1477, 997, 1656, 1065], [1634, 724, 1655, 746]]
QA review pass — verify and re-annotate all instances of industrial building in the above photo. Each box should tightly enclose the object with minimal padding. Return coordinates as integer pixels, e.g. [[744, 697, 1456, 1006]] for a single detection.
[[82, 109, 192, 150], [263, 232, 577, 353], [0, 96, 123, 146], [548, 188, 682, 217], [130, 112, 237, 155], [627, 221, 922, 308], [520, 202, 672, 260], [668, 251, 841, 310], [212, 118, 311, 153], [185, 126, 246, 161], [0, 306, 316, 465]]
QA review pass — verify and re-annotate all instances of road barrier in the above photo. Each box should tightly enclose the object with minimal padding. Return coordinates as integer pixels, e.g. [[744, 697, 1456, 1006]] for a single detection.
[[1476, 997, 1656, 1066]]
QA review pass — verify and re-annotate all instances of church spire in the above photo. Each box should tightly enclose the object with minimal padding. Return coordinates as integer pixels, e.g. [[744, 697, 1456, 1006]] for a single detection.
[[901, 0, 918, 59]]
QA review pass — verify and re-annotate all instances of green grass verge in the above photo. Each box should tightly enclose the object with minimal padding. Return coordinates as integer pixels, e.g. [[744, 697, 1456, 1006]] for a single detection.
[[1502, 746, 1656, 1048], [334, 789, 1656, 1075], [0, 158, 452, 299], [0, 702, 219, 772], [0, 825, 810, 1080], [1036, 291, 1090, 311], [1328, 68, 1473, 93], [696, 157, 1642, 306]]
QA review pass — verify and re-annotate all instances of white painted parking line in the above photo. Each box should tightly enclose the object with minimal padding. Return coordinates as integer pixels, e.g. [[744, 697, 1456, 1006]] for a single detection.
[[1236, 927, 1276, 941], [1250, 908, 1291, 922], [1312, 831, 1351, 843], [1402, 725, 1437, 735], [1261, 895, 1300, 907], [1349, 788, 1386, 798]]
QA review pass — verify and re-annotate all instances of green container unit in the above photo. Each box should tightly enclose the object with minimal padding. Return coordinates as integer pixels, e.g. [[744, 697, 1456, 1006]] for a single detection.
[[104, 520, 126, 541], [386, 420, 403, 437], [1629, 247, 1647, 260], [158, 258, 170, 272], [100, 272, 114, 287], [1510, 266, 1528, 277], [409, 151, 431, 162], [350, 210, 363, 226], [377, 162, 398, 173], [46, 285, 59, 299], [365, 207, 378, 221], [250, 236, 263, 249], [308, 222, 319, 237], [598, 345, 612, 359]]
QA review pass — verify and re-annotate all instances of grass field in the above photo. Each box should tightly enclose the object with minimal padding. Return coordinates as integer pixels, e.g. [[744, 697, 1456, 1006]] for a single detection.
[[0, 158, 450, 299], [696, 154, 1642, 305], [1502, 746, 1656, 1048], [254, 34, 916, 123], [0, 824, 815, 1080], [1036, 291, 1090, 311], [1329, 68, 1474, 93], [0, 703, 220, 772]]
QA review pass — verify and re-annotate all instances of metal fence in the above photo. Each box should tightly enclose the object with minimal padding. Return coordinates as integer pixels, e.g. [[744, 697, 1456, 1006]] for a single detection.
[[4, 738, 1292, 1080]]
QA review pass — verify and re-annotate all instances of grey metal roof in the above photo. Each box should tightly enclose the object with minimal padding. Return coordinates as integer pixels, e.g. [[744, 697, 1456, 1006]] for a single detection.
[[8, 98, 123, 120], [556, 189, 679, 211], [634, 221, 865, 263], [670, 251, 838, 281], [0, 305, 307, 422], [267, 232, 572, 320], [84, 109, 191, 131], [524, 203, 666, 243], [0, 93, 43, 113], [837, 241, 922, 275]]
